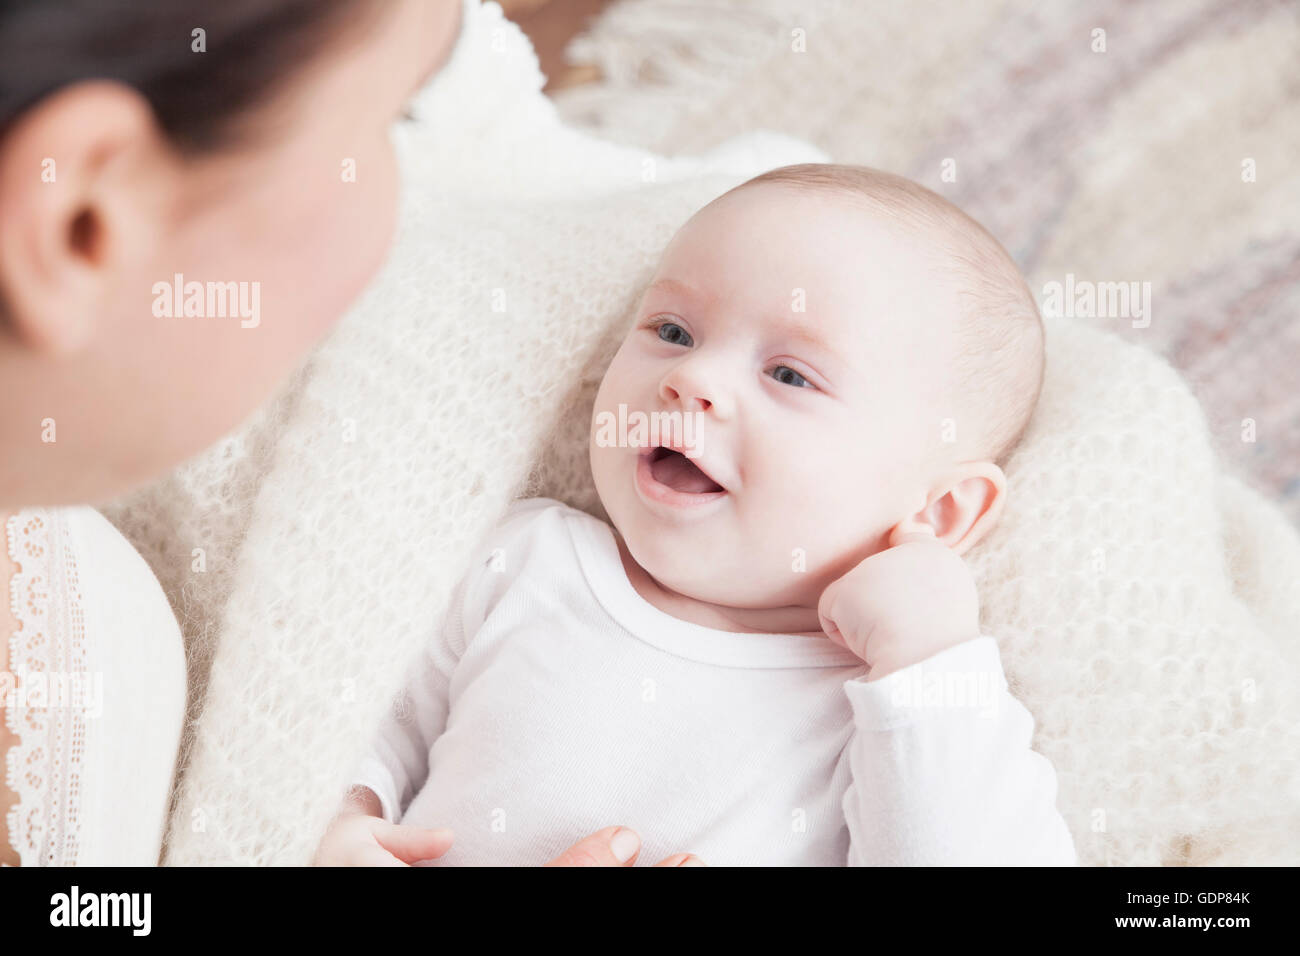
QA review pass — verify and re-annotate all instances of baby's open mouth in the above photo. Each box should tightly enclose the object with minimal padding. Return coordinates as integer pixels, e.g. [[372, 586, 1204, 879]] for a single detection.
[[647, 446, 725, 494]]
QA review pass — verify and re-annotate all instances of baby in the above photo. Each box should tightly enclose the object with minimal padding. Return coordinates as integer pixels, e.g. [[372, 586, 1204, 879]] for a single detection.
[[317, 163, 1075, 866]]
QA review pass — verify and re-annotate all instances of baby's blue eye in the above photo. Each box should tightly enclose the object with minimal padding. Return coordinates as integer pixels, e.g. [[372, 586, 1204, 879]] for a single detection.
[[658, 322, 693, 347], [770, 365, 811, 388]]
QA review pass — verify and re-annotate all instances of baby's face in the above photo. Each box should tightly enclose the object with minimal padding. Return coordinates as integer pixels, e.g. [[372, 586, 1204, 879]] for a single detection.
[[590, 184, 965, 614]]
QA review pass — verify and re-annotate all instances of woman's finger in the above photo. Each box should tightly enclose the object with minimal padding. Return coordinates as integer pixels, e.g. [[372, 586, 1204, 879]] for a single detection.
[[543, 826, 642, 866], [651, 853, 707, 867]]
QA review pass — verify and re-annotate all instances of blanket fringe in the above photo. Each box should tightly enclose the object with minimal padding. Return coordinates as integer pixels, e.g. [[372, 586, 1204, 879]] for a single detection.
[[556, 0, 848, 147]]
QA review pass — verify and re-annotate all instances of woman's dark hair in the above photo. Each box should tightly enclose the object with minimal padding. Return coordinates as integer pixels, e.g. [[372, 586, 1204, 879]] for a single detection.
[[0, 0, 379, 152]]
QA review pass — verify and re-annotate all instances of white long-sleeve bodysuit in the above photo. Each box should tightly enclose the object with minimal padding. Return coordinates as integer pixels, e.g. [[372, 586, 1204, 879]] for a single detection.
[[350, 498, 1077, 866]]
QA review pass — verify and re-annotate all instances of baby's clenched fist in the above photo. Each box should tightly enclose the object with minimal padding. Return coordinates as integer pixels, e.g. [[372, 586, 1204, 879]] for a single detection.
[[817, 530, 981, 680]]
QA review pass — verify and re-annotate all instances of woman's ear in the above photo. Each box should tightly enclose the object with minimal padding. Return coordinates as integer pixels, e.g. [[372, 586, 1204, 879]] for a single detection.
[[889, 461, 1007, 555], [0, 80, 170, 354]]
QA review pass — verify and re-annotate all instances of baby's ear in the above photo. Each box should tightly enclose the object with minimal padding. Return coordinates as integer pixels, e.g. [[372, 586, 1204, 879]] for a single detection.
[[893, 462, 1007, 555], [886, 520, 936, 548]]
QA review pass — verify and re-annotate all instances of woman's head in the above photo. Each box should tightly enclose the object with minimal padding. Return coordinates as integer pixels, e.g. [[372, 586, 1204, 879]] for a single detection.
[[0, 0, 460, 506]]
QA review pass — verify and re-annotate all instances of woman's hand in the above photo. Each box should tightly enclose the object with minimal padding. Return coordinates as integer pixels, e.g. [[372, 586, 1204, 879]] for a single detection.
[[543, 826, 706, 867]]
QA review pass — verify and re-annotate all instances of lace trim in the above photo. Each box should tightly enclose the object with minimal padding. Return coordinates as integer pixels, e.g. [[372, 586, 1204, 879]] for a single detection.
[[4, 509, 87, 866]]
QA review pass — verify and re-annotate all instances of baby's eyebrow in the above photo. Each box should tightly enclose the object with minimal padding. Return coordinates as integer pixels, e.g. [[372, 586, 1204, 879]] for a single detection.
[[770, 314, 835, 353], [645, 277, 708, 303]]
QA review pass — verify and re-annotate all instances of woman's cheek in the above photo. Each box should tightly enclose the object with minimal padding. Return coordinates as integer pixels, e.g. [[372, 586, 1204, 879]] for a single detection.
[[359, 139, 402, 276], [301, 138, 401, 345]]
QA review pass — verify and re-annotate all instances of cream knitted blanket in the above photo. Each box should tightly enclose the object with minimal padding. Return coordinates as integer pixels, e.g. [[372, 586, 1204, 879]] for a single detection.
[[104, 0, 1300, 866]]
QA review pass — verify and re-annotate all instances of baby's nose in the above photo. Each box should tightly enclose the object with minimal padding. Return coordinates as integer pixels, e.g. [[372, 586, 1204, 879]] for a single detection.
[[659, 360, 733, 419], [663, 386, 712, 413]]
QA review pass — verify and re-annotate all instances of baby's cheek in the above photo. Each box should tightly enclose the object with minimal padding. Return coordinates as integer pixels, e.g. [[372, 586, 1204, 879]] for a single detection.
[[735, 499, 807, 593]]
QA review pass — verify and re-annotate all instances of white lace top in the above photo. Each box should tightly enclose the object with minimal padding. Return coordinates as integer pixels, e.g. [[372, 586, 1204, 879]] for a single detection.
[[4, 507, 187, 866]]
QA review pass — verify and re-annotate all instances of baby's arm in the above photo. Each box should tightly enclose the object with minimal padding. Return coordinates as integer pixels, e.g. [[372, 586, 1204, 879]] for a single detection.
[[819, 532, 1074, 865], [315, 644, 458, 866], [349, 643, 454, 824], [837, 637, 1076, 865], [317, 498, 560, 866], [315, 539, 477, 867]]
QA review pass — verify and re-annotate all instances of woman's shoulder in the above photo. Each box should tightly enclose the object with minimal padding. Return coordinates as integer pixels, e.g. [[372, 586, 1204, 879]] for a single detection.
[[2, 505, 186, 866], [4, 505, 184, 656], [7, 504, 158, 586]]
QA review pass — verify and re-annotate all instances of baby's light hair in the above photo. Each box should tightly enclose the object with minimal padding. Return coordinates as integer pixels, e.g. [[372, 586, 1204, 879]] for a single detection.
[[729, 163, 1045, 467]]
